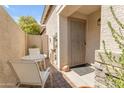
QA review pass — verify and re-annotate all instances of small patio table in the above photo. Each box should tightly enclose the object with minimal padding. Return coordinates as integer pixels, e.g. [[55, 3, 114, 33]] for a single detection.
[[21, 54, 46, 70]]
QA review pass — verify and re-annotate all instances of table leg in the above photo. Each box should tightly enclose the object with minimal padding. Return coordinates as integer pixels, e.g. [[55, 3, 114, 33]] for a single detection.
[[50, 69, 53, 87]]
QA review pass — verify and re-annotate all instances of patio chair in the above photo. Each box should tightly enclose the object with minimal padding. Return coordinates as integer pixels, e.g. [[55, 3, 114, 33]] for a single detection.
[[28, 48, 48, 70], [9, 60, 51, 88]]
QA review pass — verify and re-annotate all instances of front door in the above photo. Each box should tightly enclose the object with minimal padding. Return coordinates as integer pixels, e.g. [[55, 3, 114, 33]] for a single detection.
[[69, 18, 86, 67]]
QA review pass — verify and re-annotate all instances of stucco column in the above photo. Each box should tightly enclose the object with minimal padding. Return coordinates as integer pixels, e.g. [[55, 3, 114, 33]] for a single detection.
[[57, 14, 69, 70]]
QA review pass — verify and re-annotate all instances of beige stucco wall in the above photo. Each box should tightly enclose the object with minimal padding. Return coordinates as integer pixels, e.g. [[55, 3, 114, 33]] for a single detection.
[[0, 6, 25, 87], [86, 10, 101, 64], [100, 5, 124, 52], [45, 6, 59, 66], [45, 6, 70, 69], [59, 15, 68, 68], [46, 9, 58, 37], [41, 35, 49, 56]]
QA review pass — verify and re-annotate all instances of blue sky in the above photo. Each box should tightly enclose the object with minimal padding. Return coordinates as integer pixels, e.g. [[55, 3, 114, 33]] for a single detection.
[[4, 5, 45, 24]]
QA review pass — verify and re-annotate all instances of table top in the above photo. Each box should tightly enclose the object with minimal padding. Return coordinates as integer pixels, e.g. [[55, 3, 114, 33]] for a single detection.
[[21, 54, 45, 61]]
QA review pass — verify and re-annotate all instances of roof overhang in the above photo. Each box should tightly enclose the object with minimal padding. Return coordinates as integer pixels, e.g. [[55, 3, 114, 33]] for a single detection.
[[40, 5, 54, 33], [40, 5, 53, 25]]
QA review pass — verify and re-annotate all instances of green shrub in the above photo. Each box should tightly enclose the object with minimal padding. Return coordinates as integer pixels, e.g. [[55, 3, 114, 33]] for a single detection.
[[30, 45, 38, 48], [100, 6, 124, 88]]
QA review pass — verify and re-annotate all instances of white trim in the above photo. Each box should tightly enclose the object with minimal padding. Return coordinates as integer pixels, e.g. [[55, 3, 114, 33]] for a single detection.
[[56, 5, 66, 14], [57, 13, 60, 70]]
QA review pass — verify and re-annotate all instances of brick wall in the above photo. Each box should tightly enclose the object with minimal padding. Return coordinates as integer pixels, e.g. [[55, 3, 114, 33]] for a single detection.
[[95, 50, 121, 87], [95, 5, 124, 87], [100, 5, 124, 51]]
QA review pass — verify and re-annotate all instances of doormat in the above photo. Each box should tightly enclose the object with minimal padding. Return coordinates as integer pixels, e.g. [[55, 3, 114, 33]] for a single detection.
[[72, 66, 95, 76]]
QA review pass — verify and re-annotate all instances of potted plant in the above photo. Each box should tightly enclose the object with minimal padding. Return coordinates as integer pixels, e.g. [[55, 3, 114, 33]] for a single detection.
[[29, 45, 40, 55], [30, 45, 38, 48]]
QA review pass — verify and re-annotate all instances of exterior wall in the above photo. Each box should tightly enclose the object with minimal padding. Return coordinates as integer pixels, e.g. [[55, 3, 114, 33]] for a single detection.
[[0, 6, 25, 87], [59, 15, 68, 68], [41, 34, 49, 56], [45, 5, 70, 69], [100, 5, 124, 51], [95, 5, 124, 87], [45, 6, 59, 67], [86, 10, 101, 64], [95, 50, 121, 88], [27, 35, 43, 53]]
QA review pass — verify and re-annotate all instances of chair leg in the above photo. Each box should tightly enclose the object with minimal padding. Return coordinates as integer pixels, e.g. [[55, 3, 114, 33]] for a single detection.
[[16, 82, 21, 88], [50, 71, 53, 87], [38, 61, 43, 71], [41, 84, 44, 88]]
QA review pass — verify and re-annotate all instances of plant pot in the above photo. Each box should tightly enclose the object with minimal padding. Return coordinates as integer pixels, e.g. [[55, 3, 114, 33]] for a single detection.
[[29, 48, 40, 55], [79, 86, 95, 88], [62, 65, 70, 72]]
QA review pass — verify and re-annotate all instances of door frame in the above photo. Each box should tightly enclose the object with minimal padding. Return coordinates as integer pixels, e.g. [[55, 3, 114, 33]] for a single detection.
[[68, 17, 86, 67]]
